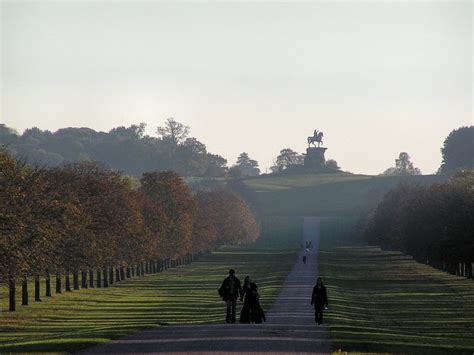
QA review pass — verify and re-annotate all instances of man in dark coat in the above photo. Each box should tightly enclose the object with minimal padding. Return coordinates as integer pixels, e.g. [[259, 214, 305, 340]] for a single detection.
[[219, 269, 242, 323], [311, 277, 328, 325]]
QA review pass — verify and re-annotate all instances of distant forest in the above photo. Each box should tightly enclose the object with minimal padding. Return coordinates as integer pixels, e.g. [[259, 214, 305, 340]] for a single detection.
[[1, 121, 472, 177], [0, 119, 229, 177]]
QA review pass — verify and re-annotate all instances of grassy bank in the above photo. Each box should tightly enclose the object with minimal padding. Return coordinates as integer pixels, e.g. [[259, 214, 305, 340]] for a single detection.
[[0, 246, 297, 352], [245, 173, 444, 217], [319, 242, 474, 353]]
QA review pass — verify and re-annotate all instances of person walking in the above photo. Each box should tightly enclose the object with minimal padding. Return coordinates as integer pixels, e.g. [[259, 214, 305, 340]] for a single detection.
[[239, 276, 252, 323], [219, 269, 242, 323], [302, 255, 307, 264], [248, 282, 266, 323], [311, 277, 328, 325]]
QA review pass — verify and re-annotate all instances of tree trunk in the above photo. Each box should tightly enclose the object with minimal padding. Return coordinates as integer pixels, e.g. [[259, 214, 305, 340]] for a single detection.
[[89, 270, 94, 288], [115, 268, 120, 282], [96, 270, 102, 288], [56, 274, 62, 294], [136, 264, 141, 276], [126, 267, 131, 278], [9, 273, 16, 311], [131, 265, 135, 277], [73, 272, 79, 290], [120, 267, 125, 280], [22, 276, 28, 306], [35, 274, 41, 302], [108, 268, 113, 285], [65, 271, 71, 292], [45, 271, 51, 297], [81, 270, 88, 289], [141, 263, 145, 275], [103, 268, 109, 288]]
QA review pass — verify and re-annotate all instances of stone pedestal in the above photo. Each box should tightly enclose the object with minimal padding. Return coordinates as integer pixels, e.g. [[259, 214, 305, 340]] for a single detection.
[[304, 147, 327, 170]]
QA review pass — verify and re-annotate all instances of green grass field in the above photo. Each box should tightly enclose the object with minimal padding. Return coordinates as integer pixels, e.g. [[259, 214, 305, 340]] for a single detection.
[[246, 172, 445, 217], [319, 244, 474, 353], [0, 247, 297, 352]]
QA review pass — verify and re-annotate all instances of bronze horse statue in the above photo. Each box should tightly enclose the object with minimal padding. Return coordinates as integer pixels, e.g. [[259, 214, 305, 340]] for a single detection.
[[308, 130, 324, 147]]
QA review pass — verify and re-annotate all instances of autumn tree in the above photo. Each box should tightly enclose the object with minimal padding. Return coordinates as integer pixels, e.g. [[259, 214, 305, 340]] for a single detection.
[[0, 151, 63, 310], [192, 191, 219, 253], [140, 171, 197, 259]]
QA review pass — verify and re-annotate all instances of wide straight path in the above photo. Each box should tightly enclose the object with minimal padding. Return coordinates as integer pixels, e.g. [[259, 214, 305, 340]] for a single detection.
[[83, 217, 331, 354]]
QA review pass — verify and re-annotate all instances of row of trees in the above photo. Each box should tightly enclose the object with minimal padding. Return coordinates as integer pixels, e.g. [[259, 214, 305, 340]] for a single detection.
[[363, 170, 474, 278], [0, 151, 260, 311], [0, 119, 261, 178]]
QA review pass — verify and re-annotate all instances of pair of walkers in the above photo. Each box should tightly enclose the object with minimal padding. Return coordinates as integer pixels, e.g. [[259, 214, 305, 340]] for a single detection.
[[219, 269, 266, 324]]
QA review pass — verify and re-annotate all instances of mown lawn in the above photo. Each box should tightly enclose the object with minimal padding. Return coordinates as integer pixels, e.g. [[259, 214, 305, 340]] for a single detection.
[[245, 173, 444, 217], [319, 243, 474, 354], [0, 247, 297, 352]]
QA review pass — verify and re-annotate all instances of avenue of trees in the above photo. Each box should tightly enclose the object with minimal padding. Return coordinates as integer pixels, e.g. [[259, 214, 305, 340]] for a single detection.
[[0, 150, 260, 312], [0, 120, 258, 178], [364, 169, 474, 278]]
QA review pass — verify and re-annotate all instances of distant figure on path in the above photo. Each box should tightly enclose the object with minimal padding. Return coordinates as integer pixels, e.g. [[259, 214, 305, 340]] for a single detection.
[[239, 276, 252, 323], [302, 255, 307, 264], [219, 269, 242, 323], [311, 277, 328, 325]]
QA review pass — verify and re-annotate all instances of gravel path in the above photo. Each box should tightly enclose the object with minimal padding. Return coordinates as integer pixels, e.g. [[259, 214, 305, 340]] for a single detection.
[[82, 217, 331, 354]]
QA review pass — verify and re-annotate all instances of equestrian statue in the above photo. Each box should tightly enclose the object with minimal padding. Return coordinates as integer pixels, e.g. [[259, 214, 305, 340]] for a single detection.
[[308, 129, 324, 148]]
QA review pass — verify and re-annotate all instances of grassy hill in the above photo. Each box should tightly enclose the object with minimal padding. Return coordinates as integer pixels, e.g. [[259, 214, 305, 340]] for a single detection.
[[246, 172, 445, 249], [245, 172, 445, 217]]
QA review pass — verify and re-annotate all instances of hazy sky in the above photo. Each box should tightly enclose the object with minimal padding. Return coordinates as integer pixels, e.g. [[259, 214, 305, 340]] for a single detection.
[[1, 0, 472, 174]]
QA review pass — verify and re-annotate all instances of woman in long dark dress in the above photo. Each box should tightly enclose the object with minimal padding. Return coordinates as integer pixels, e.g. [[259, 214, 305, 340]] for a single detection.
[[311, 277, 328, 325], [239, 276, 252, 323], [248, 282, 266, 323]]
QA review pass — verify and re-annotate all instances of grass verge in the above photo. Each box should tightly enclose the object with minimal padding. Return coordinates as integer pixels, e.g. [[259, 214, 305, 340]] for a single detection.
[[319, 243, 474, 354], [0, 246, 297, 352]]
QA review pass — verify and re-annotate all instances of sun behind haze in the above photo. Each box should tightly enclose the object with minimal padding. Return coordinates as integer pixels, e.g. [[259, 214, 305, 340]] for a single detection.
[[1, 0, 472, 174]]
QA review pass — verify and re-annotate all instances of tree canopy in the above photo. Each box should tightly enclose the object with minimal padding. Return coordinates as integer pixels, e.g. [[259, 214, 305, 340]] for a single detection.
[[231, 152, 260, 177], [0, 121, 228, 177], [439, 126, 474, 175], [364, 170, 474, 277], [0, 150, 260, 311], [383, 152, 421, 176], [270, 148, 304, 173]]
